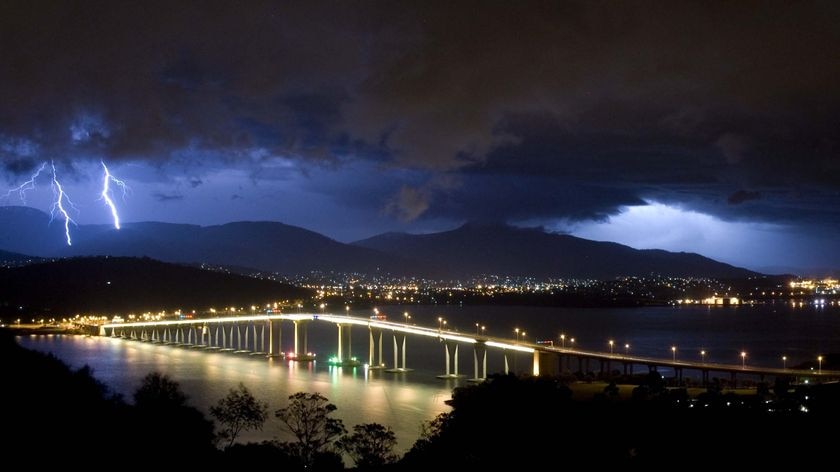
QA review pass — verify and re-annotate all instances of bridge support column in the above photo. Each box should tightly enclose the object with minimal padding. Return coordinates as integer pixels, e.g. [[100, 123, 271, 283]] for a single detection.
[[267, 320, 282, 357], [223, 323, 230, 348], [467, 342, 488, 382], [436, 341, 463, 379], [368, 328, 385, 369], [331, 324, 358, 366], [235, 324, 247, 352], [291, 320, 315, 361], [534, 351, 558, 377], [386, 333, 412, 373], [504, 352, 510, 374]]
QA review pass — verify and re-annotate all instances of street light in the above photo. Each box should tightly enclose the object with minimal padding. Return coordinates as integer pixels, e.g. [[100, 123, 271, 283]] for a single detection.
[[345, 305, 350, 316], [514, 328, 520, 343], [624, 343, 630, 355], [438, 317, 444, 331], [608, 340, 614, 355], [740, 351, 747, 369], [671, 346, 677, 362], [404, 311, 411, 324], [818, 355, 823, 374], [560, 333, 566, 348], [700, 350, 706, 363], [782, 355, 787, 370], [569, 337, 575, 349]]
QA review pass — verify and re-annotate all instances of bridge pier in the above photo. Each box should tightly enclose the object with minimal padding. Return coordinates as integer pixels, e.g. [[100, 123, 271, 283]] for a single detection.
[[219, 324, 233, 351], [331, 324, 359, 366], [266, 320, 282, 357], [467, 342, 488, 382], [533, 351, 558, 376], [234, 323, 249, 353], [368, 328, 385, 369], [291, 320, 315, 361], [436, 340, 463, 379], [385, 333, 412, 373], [247, 323, 263, 355]]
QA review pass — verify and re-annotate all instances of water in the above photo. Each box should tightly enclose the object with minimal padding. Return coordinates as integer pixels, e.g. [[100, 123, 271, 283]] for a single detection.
[[18, 303, 840, 449]]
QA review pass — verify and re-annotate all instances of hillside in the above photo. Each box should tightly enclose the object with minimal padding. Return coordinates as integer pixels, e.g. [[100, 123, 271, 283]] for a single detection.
[[0, 256, 311, 316]]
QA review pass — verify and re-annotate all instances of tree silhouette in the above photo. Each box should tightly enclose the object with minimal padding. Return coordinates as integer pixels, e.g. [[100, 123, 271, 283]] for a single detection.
[[211, 383, 269, 449], [133, 372, 187, 408], [338, 423, 398, 469], [131, 372, 215, 457], [275, 392, 346, 466]]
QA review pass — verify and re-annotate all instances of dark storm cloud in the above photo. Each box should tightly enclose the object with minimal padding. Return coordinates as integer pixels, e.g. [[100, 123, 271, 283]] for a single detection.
[[153, 192, 184, 202], [728, 190, 762, 205], [1, 1, 839, 225]]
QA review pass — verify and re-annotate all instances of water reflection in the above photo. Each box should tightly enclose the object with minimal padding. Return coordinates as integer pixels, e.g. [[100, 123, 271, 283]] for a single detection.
[[19, 335, 453, 452]]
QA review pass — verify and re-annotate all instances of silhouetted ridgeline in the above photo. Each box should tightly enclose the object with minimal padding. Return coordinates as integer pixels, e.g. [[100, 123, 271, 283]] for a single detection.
[[0, 248, 41, 265], [355, 222, 757, 279], [0, 207, 756, 279], [0, 256, 311, 316]]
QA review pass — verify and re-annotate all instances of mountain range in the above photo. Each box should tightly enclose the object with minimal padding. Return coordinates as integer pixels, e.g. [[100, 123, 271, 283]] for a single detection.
[[0, 206, 755, 279]]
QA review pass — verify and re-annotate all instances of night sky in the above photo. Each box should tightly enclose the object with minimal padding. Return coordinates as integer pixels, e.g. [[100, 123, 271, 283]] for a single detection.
[[1, 1, 839, 273]]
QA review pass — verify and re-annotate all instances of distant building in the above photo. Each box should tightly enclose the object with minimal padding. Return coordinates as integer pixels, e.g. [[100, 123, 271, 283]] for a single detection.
[[702, 296, 740, 306]]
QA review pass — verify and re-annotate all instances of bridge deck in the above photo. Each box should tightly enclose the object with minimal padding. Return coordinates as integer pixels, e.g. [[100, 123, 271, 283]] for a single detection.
[[101, 313, 839, 378]]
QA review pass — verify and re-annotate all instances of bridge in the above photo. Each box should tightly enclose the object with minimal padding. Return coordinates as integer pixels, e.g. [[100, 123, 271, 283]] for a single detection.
[[100, 313, 840, 385]]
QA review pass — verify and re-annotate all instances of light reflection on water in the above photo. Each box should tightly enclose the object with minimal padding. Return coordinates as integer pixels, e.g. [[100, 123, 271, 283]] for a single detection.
[[18, 335, 454, 451], [18, 303, 840, 448]]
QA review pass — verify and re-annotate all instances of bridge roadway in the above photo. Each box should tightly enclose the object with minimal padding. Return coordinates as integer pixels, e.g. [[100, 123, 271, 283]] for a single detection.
[[100, 313, 839, 383]]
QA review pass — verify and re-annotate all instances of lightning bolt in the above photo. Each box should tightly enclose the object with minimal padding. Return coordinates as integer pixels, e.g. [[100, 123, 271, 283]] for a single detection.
[[49, 161, 76, 246], [100, 161, 128, 229], [2, 162, 47, 203]]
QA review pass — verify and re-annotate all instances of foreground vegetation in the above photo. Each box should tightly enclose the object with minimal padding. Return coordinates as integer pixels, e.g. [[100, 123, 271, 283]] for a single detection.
[[3, 331, 839, 468]]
